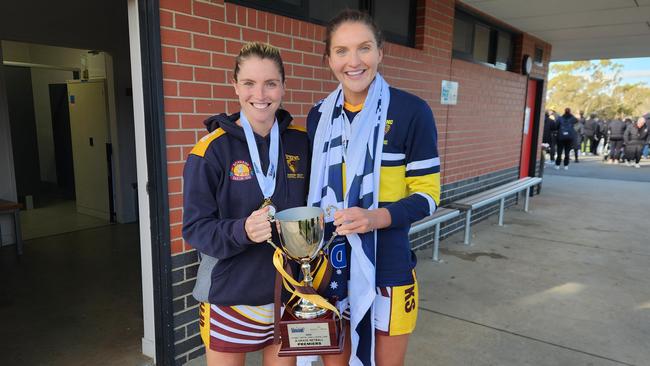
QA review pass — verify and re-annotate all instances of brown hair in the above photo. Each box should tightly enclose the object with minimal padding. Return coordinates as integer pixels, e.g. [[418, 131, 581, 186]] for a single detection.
[[323, 9, 384, 58], [233, 42, 285, 82]]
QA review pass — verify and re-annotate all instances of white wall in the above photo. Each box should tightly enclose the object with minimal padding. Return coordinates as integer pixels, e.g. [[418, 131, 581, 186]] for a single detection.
[[2, 41, 107, 184]]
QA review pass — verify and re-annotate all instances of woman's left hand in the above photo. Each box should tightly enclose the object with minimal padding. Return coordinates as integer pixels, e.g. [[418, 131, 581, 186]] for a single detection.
[[333, 207, 391, 235]]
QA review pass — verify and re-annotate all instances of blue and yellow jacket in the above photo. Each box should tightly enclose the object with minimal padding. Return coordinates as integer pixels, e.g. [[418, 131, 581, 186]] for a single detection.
[[182, 110, 309, 305], [307, 87, 440, 286]]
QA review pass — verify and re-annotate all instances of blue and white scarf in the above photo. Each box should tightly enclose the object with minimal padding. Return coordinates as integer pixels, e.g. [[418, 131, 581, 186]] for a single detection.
[[308, 74, 390, 366]]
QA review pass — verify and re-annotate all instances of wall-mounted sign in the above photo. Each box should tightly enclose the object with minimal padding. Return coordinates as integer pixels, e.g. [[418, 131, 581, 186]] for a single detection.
[[441, 80, 458, 105]]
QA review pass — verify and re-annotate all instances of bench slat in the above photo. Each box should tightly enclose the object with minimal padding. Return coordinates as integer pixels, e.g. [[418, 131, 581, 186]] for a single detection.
[[451, 177, 541, 210], [409, 208, 460, 234]]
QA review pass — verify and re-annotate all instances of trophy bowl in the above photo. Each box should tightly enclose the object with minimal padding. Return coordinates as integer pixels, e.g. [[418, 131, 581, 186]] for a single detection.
[[273, 206, 325, 262]]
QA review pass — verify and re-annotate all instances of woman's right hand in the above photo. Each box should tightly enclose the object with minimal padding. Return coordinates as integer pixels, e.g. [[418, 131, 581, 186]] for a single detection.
[[244, 206, 272, 243]]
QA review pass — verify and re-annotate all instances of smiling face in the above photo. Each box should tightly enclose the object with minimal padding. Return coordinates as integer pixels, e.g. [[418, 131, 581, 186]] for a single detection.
[[327, 21, 383, 106], [233, 56, 285, 134]]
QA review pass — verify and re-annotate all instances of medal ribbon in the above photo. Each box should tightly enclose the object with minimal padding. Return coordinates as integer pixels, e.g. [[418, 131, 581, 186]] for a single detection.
[[240, 111, 279, 200]]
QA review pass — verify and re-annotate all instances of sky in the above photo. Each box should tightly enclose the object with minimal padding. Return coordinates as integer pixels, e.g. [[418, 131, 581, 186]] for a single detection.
[[550, 57, 650, 86]]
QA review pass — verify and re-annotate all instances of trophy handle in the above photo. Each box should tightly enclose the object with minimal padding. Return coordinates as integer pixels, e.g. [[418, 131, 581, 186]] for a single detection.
[[322, 205, 341, 252], [322, 232, 339, 252], [266, 215, 281, 251], [325, 205, 338, 220]]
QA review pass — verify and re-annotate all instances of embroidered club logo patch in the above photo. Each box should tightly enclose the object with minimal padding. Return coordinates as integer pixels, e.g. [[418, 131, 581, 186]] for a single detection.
[[230, 160, 253, 181], [285, 154, 299, 173], [285, 154, 304, 179], [385, 119, 394, 135]]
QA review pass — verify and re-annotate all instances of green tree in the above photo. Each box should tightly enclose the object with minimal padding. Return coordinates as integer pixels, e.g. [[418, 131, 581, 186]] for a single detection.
[[546, 60, 650, 119]]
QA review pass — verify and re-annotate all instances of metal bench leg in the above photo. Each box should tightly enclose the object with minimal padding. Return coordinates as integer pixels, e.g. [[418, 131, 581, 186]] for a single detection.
[[432, 222, 441, 262], [524, 187, 531, 212], [464, 210, 472, 245], [498, 197, 505, 226], [14, 209, 23, 256]]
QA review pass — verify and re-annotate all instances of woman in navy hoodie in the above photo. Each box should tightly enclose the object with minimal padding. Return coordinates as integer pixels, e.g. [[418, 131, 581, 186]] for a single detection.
[[182, 42, 308, 366]]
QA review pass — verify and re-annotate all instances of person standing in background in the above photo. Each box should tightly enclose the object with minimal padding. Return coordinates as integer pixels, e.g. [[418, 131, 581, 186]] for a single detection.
[[572, 113, 584, 162], [599, 119, 610, 159], [607, 118, 626, 164], [578, 110, 587, 154], [623, 115, 648, 168], [543, 110, 558, 162], [583, 113, 599, 156], [555, 108, 577, 170], [642, 113, 650, 159]]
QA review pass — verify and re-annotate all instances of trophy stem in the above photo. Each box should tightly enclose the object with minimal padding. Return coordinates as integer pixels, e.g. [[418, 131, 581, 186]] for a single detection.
[[294, 259, 327, 319], [301, 261, 313, 287]]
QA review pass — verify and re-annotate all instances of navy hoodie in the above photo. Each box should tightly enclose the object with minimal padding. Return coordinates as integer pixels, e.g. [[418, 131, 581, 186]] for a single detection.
[[182, 109, 309, 305]]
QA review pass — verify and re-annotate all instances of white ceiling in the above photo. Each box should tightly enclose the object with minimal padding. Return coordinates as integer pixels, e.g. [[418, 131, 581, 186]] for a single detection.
[[460, 0, 650, 61]]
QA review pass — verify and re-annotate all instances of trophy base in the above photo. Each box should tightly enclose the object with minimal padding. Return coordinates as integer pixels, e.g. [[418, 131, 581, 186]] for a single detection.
[[278, 309, 344, 357]]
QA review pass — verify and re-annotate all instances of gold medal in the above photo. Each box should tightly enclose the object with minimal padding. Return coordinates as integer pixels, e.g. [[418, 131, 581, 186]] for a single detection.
[[260, 198, 277, 217]]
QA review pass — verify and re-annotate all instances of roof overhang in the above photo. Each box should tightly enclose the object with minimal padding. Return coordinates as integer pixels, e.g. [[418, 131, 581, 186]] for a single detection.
[[460, 0, 650, 61]]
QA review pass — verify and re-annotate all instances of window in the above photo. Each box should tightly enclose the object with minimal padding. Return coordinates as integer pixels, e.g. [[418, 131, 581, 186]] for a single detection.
[[452, 9, 515, 71], [308, 0, 360, 24], [226, 0, 416, 47], [534, 46, 543, 66], [473, 24, 490, 63], [452, 17, 473, 54], [496, 32, 512, 70], [371, 0, 416, 47]]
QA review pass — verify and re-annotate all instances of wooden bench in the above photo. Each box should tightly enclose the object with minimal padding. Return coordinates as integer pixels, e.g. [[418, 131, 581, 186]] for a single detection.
[[409, 207, 461, 262], [449, 177, 543, 245], [0, 199, 24, 256]]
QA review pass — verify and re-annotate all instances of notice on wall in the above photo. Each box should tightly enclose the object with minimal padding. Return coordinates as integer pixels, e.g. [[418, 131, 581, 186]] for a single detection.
[[440, 80, 458, 105], [523, 107, 530, 135]]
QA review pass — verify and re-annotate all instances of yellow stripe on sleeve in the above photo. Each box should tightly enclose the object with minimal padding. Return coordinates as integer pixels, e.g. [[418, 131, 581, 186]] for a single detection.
[[378, 165, 407, 202], [190, 128, 226, 157], [405, 172, 440, 206]]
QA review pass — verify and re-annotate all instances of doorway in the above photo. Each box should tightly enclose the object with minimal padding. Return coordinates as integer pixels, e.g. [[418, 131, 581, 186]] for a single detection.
[[520, 78, 544, 178], [0, 1, 154, 364], [2, 43, 114, 239]]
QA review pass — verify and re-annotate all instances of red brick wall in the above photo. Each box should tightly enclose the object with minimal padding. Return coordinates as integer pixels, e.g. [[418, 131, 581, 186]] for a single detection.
[[159, 0, 550, 256], [444, 59, 527, 182]]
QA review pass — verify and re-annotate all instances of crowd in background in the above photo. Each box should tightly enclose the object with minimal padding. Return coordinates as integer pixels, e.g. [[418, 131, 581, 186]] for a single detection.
[[542, 109, 650, 169]]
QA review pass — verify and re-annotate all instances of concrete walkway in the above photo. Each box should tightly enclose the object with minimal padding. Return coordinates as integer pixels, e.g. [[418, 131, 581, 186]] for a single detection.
[[411, 173, 649, 366], [189, 171, 650, 365]]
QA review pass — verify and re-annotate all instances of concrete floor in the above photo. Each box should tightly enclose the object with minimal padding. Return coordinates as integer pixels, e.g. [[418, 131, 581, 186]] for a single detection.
[[19, 199, 110, 241], [2, 157, 646, 366], [188, 160, 649, 365], [544, 153, 650, 182], [0, 224, 152, 366], [411, 173, 649, 366]]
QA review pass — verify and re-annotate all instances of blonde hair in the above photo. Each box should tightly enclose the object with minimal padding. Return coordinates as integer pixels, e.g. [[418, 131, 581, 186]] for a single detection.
[[234, 42, 285, 82]]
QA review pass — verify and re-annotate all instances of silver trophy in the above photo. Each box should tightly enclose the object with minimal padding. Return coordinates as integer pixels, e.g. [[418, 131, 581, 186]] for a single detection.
[[268, 206, 345, 355]]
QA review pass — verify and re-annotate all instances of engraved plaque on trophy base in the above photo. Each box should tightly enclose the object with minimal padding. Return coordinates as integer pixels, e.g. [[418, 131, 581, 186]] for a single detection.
[[278, 310, 344, 356]]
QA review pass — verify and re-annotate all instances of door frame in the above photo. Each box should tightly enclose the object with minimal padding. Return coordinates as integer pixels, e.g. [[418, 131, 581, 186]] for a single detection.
[[128, 0, 174, 364], [519, 77, 544, 179], [527, 78, 544, 177]]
